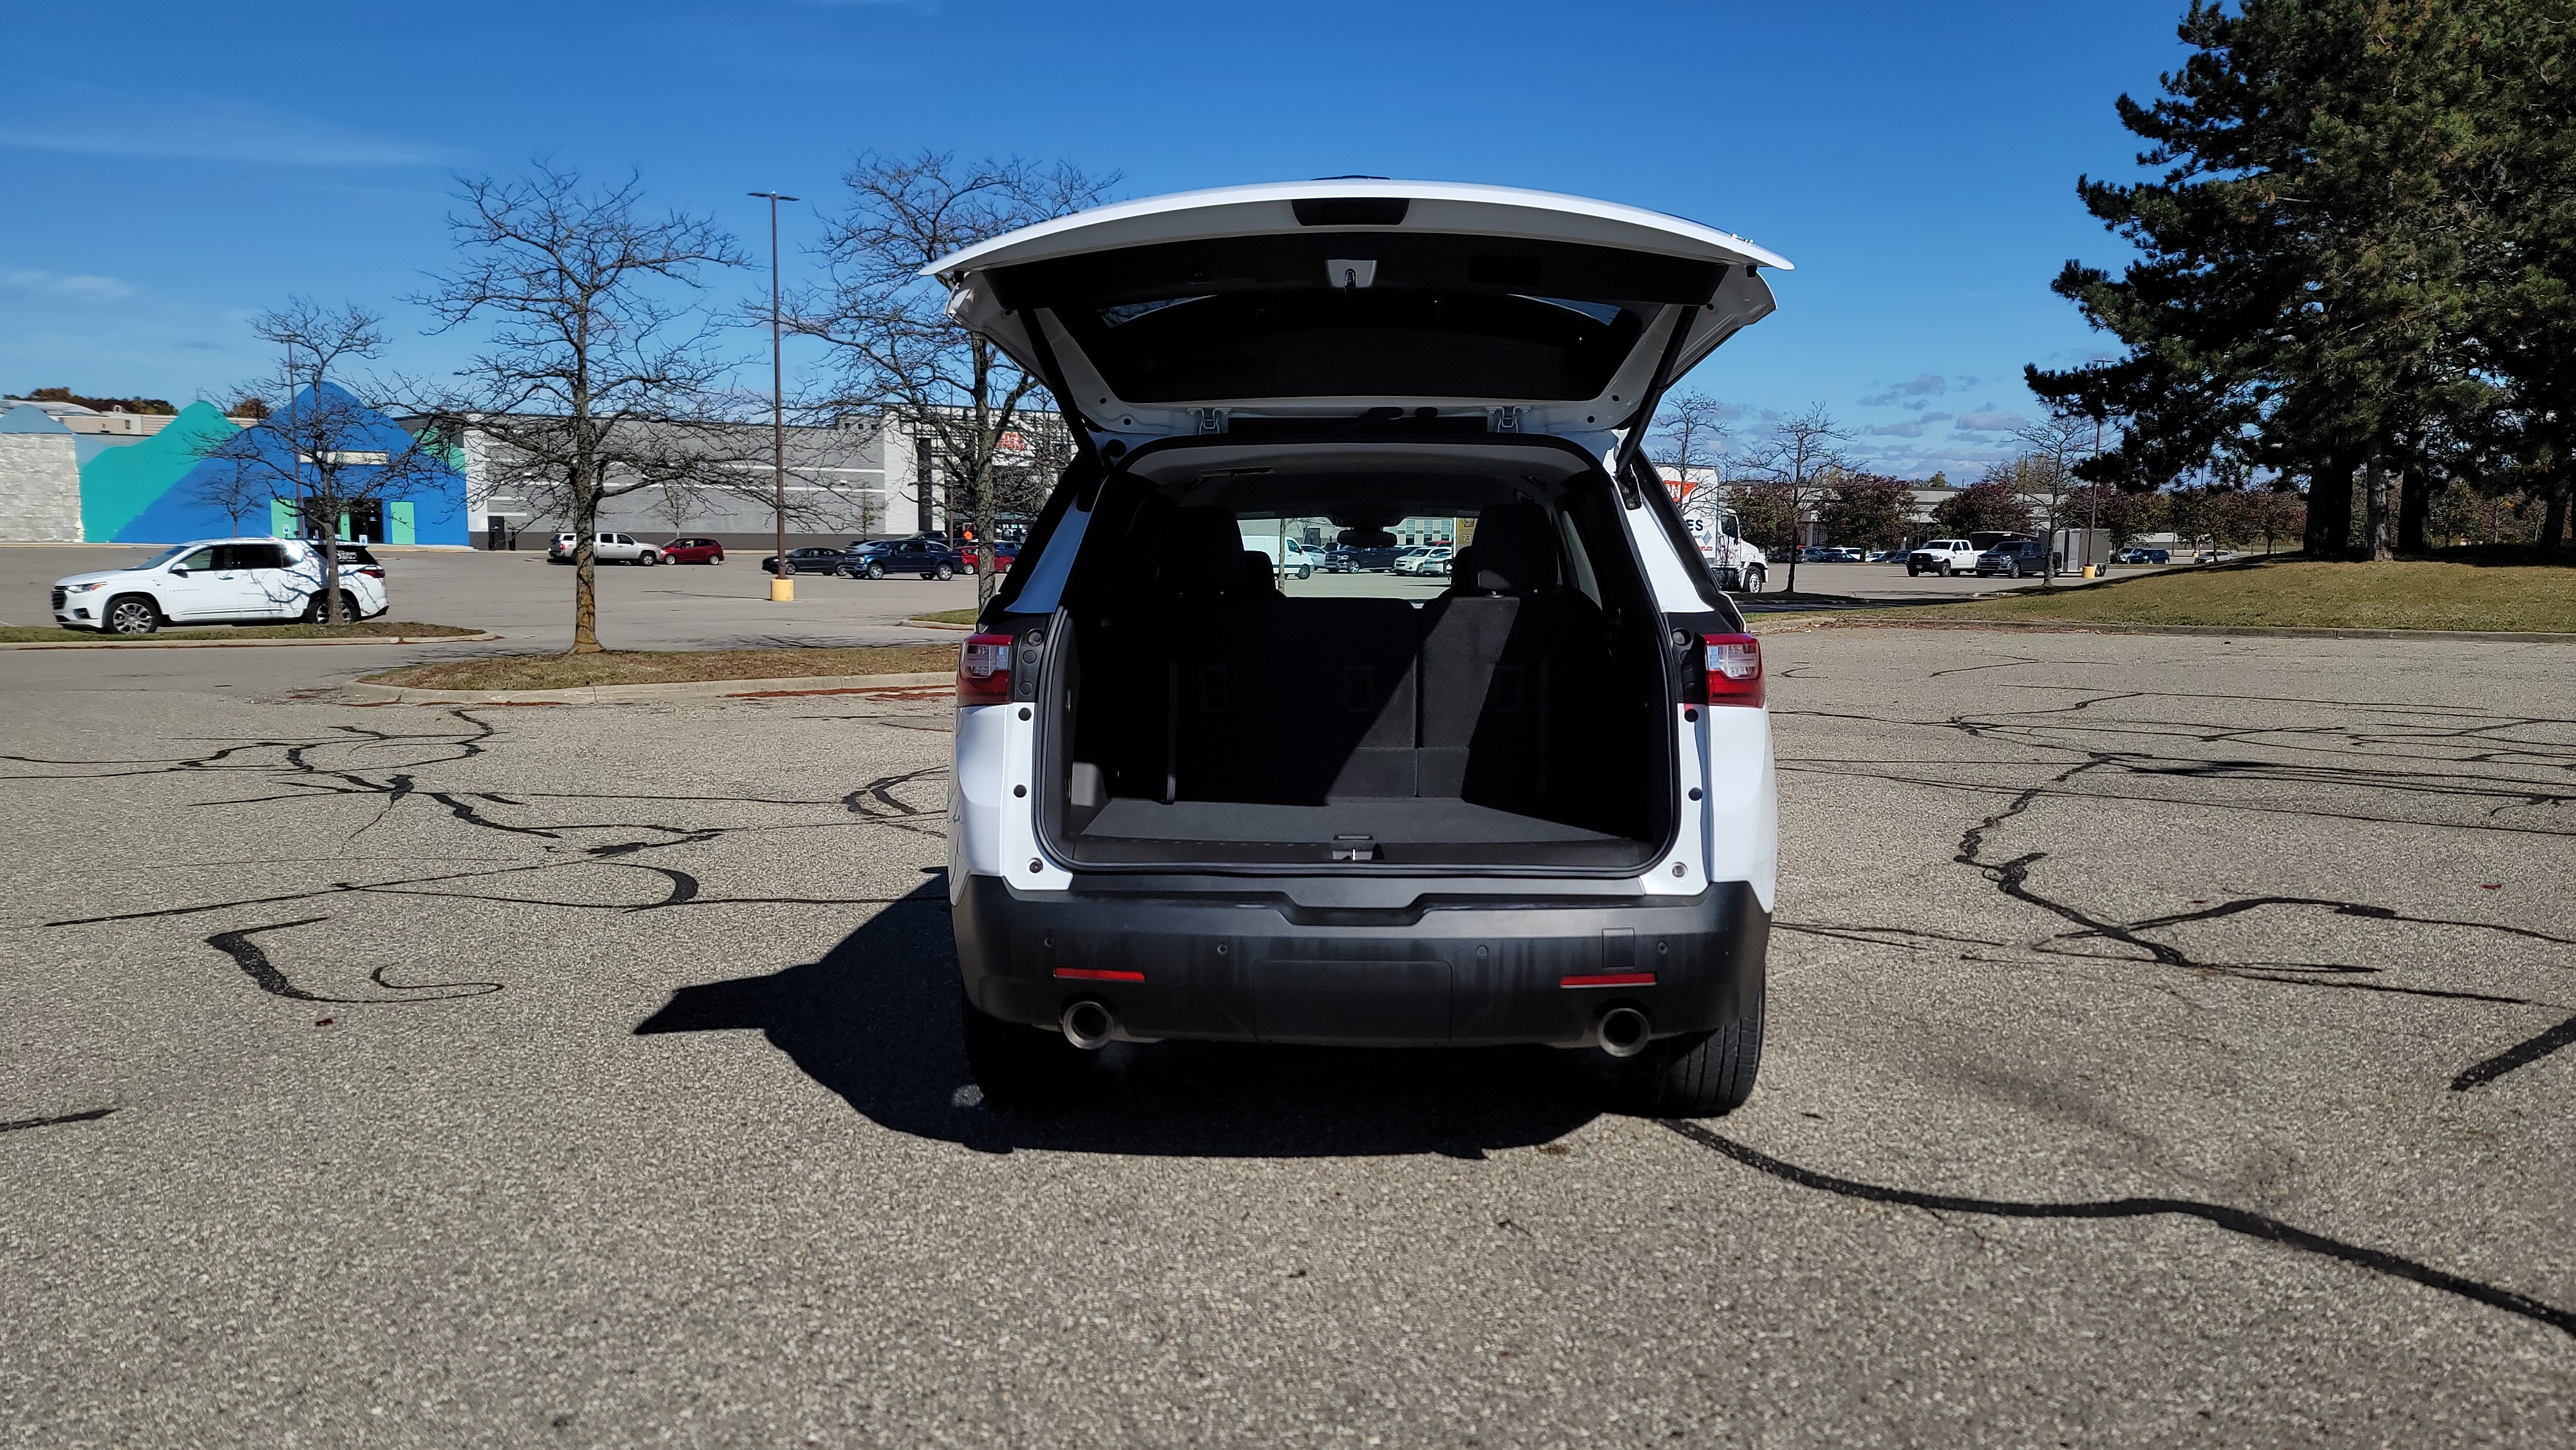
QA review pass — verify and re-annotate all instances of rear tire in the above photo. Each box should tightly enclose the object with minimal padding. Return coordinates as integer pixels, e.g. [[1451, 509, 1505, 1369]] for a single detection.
[[960, 997, 1093, 1106], [105, 595, 160, 635], [1593, 981, 1765, 1117]]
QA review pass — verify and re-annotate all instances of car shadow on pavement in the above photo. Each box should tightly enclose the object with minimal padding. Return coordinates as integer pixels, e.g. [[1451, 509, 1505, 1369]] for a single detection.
[[632, 879, 1599, 1157]]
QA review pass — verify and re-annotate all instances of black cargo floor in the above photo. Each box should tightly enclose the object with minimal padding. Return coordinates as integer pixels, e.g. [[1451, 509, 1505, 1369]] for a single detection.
[[1079, 796, 1625, 845]]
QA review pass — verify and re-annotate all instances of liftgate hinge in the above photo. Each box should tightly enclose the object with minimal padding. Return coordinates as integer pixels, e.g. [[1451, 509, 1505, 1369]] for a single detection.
[[1487, 406, 1524, 433]]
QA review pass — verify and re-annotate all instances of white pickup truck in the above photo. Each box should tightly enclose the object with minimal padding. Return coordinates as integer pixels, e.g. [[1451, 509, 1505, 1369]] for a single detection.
[[1905, 538, 1982, 577]]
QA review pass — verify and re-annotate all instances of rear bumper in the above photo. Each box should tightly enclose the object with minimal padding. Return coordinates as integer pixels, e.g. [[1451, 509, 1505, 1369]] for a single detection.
[[953, 874, 1768, 1049]]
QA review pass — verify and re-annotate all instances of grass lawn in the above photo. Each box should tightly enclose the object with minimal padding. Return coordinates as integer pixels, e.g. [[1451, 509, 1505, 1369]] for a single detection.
[[1, 621, 483, 644], [1864, 556, 2576, 633], [910, 608, 981, 626], [363, 643, 961, 692]]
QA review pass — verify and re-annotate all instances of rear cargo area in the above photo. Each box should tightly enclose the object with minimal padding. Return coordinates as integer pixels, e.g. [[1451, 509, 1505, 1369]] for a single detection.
[[1038, 447, 1675, 871]]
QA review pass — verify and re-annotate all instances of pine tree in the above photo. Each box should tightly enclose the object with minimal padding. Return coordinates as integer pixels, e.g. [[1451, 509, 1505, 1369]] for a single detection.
[[2031, 2, 2508, 557]]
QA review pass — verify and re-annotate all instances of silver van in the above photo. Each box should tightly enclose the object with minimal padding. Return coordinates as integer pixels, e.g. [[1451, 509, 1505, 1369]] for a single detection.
[[938, 181, 1785, 1114]]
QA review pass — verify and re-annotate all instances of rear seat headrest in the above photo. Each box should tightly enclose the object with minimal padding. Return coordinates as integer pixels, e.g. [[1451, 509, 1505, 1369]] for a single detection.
[[1464, 504, 1558, 593], [1162, 509, 1247, 594], [1242, 550, 1282, 594]]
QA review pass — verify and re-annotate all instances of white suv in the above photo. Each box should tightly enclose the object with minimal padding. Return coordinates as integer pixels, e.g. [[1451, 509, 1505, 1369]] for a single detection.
[[938, 180, 1784, 1115], [52, 538, 389, 634]]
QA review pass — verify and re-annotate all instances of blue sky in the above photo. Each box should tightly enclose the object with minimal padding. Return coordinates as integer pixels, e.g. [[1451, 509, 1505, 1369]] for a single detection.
[[0, 0, 2188, 480]]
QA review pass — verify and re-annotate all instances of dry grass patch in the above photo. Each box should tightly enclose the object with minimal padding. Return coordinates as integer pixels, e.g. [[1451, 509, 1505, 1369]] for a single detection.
[[1860, 557, 2576, 634], [365, 643, 961, 692], [3, 620, 481, 644], [909, 608, 981, 626]]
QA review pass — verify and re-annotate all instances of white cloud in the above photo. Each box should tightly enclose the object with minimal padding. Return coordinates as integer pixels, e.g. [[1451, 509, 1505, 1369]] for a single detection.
[[1953, 409, 2031, 433], [0, 95, 460, 169], [3, 267, 134, 299], [1866, 411, 1953, 438], [1857, 373, 1950, 408]]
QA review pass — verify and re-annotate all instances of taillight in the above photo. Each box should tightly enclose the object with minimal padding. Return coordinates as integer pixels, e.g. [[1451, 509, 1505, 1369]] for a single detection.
[[1700, 632, 1763, 708], [956, 632, 1012, 706], [358, 567, 386, 579]]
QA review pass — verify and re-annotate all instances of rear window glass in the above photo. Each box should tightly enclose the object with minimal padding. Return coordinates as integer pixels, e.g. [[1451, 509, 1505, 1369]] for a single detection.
[[1057, 290, 1645, 404]]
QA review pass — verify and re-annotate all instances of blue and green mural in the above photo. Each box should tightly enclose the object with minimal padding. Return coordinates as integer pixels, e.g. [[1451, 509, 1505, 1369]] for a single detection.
[[77, 383, 465, 545]]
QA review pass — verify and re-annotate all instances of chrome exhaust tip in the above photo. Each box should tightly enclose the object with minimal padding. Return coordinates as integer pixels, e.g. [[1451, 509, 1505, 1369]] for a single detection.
[[1598, 1006, 1651, 1059], [1060, 999, 1115, 1051]]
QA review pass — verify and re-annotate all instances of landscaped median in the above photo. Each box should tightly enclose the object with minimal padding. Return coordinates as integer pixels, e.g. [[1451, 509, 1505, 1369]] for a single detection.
[[1748, 556, 2576, 640], [1, 621, 491, 647], [354, 643, 963, 704]]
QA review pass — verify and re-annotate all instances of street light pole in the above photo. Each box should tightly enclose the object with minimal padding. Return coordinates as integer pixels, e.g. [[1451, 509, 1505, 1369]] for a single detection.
[[750, 190, 799, 602]]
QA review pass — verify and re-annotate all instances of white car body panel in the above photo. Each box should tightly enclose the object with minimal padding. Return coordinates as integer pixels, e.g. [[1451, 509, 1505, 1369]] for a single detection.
[[949, 704, 1011, 900]]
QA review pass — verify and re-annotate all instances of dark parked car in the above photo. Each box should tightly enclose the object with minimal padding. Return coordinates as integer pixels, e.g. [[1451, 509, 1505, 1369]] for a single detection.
[[843, 534, 968, 579], [661, 536, 725, 565], [762, 547, 848, 576], [2116, 547, 2169, 564], [1974, 539, 2063, 578]]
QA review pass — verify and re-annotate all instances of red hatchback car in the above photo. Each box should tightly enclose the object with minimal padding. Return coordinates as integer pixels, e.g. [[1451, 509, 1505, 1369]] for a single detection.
[[661, 536, 725, 565]]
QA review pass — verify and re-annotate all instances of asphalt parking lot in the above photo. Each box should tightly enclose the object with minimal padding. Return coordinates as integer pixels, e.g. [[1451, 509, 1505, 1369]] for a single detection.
[[2, 623, 2570, 1445]]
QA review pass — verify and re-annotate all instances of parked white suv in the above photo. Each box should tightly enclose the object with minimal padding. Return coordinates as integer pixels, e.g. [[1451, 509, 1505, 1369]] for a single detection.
[[51, 538, 388, 634], [938, 180, 1785, 1115], [1905, 538, 1980, 576], [548, 531, 663, 565]]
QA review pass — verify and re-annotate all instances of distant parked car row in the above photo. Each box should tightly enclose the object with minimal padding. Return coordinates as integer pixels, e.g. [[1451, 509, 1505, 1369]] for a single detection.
[[538, 532, 1021, 579], [771, 534, 1020, 580]]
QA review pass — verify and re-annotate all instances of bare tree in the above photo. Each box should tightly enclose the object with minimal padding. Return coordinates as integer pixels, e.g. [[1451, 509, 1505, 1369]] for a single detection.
[[411, 162, 751, 654], [185, 434, 269, 535], [788, 150, 1118, 608], [1744, 403, 1852, 594], [2011, 405, 2093, 584], [194, 300, 451, 622], [1650, 391, 1733, 527]]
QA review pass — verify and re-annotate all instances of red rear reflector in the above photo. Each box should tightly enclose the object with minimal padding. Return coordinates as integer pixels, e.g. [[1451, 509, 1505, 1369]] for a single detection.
[[957, 632, 1012, 706], [1701, 632, 1763, 708], [1560, 972, 1657, 988], [1052, 968, 1144, 982]]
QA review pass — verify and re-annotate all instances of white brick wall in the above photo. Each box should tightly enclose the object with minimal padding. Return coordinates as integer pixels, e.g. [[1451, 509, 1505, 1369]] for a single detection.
[[0, 433, 84, 541]]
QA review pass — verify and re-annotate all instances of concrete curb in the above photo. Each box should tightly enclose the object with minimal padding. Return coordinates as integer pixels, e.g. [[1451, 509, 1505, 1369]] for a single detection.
[[1, 632, 501, 651], [1791, 617, 2576, 645], [347, 670, 956, 704]]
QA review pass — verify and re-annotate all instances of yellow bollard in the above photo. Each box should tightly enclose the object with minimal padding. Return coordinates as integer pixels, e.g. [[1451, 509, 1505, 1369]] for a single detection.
[[2081, 565, 2098, 579], [770, 577, 794, 602]]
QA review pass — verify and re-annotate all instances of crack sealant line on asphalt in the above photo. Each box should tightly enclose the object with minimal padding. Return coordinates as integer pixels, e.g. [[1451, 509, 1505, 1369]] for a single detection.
[[1919, 715, 2576, 1084], [1656, 1121, 2576, 1341]]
